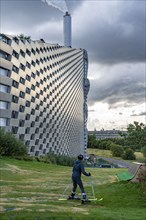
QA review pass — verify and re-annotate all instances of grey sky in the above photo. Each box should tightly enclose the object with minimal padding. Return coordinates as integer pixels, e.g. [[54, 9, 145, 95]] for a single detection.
[[1, 0, 146, 129]]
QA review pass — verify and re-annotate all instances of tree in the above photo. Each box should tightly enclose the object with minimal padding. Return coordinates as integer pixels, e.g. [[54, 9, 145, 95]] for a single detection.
[[122, 148, 136, 160], [125, 122, 146, 151], [87, 135, 97, 148]]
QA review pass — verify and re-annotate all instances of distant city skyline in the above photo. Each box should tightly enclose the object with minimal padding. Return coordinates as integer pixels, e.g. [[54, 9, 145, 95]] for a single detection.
[[1, 0, 146, 130]]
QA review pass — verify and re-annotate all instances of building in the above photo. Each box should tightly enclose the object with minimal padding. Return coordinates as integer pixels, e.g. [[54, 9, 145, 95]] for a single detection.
[[88, 130, 127, 140], [0, 34, 89, 157]]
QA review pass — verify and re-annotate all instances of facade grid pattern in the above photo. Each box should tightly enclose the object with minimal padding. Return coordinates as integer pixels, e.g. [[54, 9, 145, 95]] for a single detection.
[[0, 34, 89, 157]]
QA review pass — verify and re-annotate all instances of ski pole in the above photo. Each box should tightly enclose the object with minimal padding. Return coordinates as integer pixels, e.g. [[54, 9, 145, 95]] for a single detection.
[[90, 176, 96, 199], [60, 181, 72, 198]]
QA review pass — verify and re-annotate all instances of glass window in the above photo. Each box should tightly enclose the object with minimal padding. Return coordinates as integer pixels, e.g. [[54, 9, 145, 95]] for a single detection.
[[0, 101, 9, 109], [0, 84, 9, 93], [0, 118, 8, 126], [0, 67, 9, 76]]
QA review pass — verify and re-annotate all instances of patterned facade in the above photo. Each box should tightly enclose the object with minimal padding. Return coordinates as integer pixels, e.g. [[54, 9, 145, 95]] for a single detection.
[[0, 34, 89, 157]]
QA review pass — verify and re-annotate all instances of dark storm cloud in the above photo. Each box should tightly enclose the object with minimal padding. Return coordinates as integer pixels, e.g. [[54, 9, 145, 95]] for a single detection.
[[73, 1, 145, 64], [131, 112, 146, 116], [88, 63, 145, 107]]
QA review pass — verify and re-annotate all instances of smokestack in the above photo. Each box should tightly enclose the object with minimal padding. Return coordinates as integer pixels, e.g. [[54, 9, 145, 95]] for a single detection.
[[63, 11, 72, 47]]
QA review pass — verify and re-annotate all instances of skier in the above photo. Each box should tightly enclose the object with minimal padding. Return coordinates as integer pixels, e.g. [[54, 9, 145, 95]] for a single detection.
[[68, 154, 91, 201]]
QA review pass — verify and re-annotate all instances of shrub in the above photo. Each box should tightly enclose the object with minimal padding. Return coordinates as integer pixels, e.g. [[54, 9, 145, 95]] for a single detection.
[[46, 152, 75, 166], [110, 143, 124, 157], [142, 146, 146, 158], [122, 148, 136, 160], [0, 128, 28, 157]]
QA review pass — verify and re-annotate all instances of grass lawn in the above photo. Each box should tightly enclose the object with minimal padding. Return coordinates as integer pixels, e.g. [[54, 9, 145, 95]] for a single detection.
[[0, 157, 146, 220], [87, 149, 145, 163]]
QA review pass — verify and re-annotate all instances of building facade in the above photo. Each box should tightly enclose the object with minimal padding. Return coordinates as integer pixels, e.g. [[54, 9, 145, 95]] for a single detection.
[[0, 34, 89, 157], [88, 130, 127, 140]]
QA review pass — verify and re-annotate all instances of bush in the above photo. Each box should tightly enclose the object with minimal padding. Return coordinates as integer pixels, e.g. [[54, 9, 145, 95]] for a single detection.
[[122, 148, 136, 160], [46, 152, 75, 166], [0, 128, 28, 157], [142, 146, 146, 158], [110, 143, 124, 157]]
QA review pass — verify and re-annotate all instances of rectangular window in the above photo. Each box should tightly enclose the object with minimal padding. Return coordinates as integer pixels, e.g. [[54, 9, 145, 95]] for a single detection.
[[26, 74, 31, 81], [12, 95, 19, 103], [19, 105, 25, 112], [20, 63, 25, 71], [12, 50, 19, 59], [11, 111, 18, 119], [12, 80, 19, 88], [0, 34, 11, 45], [0, 84, 10, 93], [20, 50, 25, 57], [25, 100, 30, 107], [19, 119, 25, 127], [19, 77, 25, 85], [0, 118, 8, 126], [31, 72, 35, 79], [12, 65, 19, 73], [19, 91, 25, 98], [0, 101, 9, 109], [0, 67, 10, 76], [26, 87, 30, 94]]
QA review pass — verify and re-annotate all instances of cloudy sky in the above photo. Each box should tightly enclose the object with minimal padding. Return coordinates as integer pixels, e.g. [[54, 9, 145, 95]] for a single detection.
[[1, 0, 146, 130]]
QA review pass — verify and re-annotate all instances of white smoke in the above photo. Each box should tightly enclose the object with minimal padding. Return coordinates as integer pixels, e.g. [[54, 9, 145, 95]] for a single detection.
[[42, 0, 68, 13]]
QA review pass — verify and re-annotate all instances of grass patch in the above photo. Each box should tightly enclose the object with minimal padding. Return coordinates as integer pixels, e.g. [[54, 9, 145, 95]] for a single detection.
[[0, 157, 146, 220]]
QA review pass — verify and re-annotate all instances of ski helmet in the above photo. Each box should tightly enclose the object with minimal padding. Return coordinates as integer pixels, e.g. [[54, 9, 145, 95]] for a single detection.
[[78, 154, 84, 160]]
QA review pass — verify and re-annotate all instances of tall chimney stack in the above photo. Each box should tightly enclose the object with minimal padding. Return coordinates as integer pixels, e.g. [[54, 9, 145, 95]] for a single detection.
[[63, 11, 72, 47]]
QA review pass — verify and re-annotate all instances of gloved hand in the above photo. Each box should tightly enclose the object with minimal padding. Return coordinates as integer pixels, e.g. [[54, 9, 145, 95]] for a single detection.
[[88, 172, 91, 176]]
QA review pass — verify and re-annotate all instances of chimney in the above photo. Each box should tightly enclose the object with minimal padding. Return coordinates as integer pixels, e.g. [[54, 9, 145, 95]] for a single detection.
[[63, 11, 72, 47]]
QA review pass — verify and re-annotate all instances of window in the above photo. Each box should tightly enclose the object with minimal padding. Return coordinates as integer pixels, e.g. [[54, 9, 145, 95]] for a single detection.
[[12, 80, 19, 88], [26, 49, 31, 56], [20, 63, 25, 71], [19, 91, 25, 98], [12, 95, 19, 103], [31, 84, 35, 91], [25, 114, 30, 120], [0, 84, 10, 93], [19, 77, 25, 85], [35, 139, 39, 145], [12, 126, 18, 134], [0, 50, 10, 60], [0, 34, 11, 45], [31, 48, 35, 55], [19, 105, 25, 112], [25, 127, 30, 134], [26, 74, 31, 81], [0, 101, 9, 109], [20, 49, 25, 57], [31, 109, 35, 115], [0, 118, 8, 126], [26, 62, 31, 69], [11, 111, 18, 119], [35, 128, 39, 133], [19, 120, 25, 127], [12, 65, 19, 73], [31, 72, 35, 79], [30, 146, 35, 152], [31, 121, 35, 127], [26, 100, 30, 107], [31, 96, 35, 103], [26, 87, 30, 94], [0, 67, 10, 76], [19, 134, 24, 140], [12, 50, 19, 59], [30, 134, 35, 140]]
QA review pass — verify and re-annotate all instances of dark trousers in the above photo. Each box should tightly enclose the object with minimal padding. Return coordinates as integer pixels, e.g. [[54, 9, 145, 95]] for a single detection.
[[72, 176, 85, 194]]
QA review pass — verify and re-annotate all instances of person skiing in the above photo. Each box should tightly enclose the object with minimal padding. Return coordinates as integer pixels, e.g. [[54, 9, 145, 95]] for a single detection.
[[68, 154, 91, 201]]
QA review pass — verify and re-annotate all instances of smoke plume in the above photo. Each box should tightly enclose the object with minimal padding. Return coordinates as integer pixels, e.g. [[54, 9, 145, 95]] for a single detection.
[[42, 0, 68, 13]]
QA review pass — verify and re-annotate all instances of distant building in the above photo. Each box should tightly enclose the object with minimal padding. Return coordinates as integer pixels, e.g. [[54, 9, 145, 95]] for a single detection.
[[88, 130, 127, 140], [0, 34, 89, 157]]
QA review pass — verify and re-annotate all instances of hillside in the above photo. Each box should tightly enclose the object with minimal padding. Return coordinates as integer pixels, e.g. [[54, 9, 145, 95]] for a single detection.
[[0, 157, 145, 220]]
